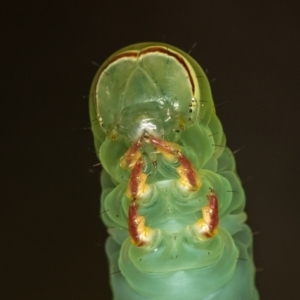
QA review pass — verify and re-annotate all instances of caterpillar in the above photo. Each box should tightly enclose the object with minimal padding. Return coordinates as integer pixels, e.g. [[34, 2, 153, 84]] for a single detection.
[[89, 42, 259, 300]]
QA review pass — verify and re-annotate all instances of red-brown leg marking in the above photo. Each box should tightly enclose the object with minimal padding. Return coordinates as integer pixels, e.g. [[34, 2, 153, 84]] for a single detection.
[[195, 189, 219, 239], [127, 158, 148, 200], [120, 139, 143, 169], [128, 200, 152, 247]]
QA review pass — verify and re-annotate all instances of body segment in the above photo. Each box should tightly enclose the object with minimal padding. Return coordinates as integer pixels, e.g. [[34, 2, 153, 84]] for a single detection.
[[90, 43, 259, 299]]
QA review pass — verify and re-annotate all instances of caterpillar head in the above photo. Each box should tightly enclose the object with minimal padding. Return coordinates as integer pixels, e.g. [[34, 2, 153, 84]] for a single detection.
[[90, 43, 202, 144]]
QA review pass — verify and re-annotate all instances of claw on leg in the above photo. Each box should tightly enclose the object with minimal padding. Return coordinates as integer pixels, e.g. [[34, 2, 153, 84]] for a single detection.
[[193, 189, 219, 239], [176, 152, 202, 191], [126, 157, 148, 200], [128, 200, 153, 247]]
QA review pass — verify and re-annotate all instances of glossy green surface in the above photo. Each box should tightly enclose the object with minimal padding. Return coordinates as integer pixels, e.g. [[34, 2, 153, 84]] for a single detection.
[[90, 43, 259, 299]]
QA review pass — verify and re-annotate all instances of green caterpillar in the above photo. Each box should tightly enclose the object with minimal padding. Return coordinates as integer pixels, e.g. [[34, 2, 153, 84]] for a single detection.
[[89, 43, 259, 299]]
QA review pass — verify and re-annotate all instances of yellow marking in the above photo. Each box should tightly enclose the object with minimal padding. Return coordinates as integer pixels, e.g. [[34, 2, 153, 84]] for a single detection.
[[120, 149, 142, 170]]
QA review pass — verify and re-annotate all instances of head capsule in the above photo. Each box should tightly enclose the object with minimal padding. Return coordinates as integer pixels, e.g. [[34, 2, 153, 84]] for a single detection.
[[90, 43, 213, 146]]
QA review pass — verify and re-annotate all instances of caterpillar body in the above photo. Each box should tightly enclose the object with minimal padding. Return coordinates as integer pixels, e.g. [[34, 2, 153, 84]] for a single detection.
[[89, 43, 259, 300]]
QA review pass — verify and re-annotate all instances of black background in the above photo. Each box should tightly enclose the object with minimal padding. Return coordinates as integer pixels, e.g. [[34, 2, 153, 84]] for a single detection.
[[2, 0, 300, 299]]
